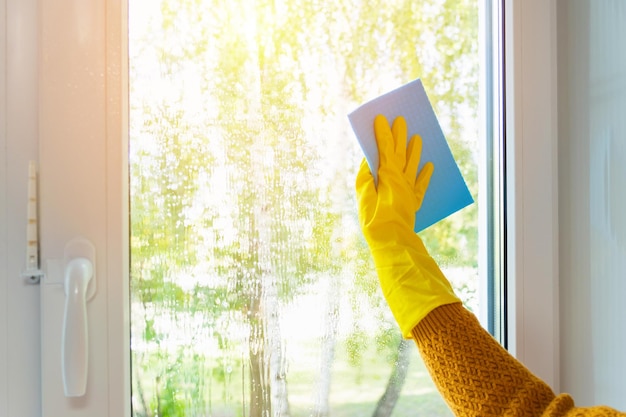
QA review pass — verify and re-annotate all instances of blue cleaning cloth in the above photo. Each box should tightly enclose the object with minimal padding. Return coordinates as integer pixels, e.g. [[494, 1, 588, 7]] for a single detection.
[[348, 79, 474, 232]]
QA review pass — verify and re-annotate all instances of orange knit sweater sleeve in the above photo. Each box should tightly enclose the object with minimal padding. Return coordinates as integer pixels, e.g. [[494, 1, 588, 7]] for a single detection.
[[411, 303, 626, 417]]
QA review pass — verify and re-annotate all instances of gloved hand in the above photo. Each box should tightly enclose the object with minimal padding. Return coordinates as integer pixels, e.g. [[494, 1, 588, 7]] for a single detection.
[[356, 114, 460, 338]]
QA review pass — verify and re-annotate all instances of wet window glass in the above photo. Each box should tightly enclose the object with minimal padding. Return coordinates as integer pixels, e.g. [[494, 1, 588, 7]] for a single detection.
[[129, 0, 479, 415]]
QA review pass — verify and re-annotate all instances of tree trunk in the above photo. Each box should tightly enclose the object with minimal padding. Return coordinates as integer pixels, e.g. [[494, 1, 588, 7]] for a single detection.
[[313, 274, 341, 417], [266, 273, 291, 417], [372, 338, 412, 417], [249, 287, 271, 417]]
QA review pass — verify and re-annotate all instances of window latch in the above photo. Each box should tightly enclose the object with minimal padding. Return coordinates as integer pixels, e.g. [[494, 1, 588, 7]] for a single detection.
[[22, 160, 44, 284]]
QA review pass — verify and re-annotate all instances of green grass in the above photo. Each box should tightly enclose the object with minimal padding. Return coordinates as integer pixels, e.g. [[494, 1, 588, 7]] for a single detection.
[[133, 336, 453, 417]]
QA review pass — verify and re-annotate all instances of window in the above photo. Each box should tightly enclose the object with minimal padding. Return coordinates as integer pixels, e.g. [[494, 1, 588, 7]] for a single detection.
[[128, 1, 484, 416]]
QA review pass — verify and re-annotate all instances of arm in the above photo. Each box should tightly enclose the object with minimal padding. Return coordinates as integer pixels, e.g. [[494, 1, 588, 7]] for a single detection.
[[413, 303, 626, 417], [356, 114, 626, 417]]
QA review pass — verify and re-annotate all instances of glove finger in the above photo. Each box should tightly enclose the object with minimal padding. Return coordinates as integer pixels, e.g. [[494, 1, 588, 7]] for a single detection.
[[414, 161, 434, 211], [374, 114, 394, 170], [405, 134, 422, 183], [391, 115, 407, 166]]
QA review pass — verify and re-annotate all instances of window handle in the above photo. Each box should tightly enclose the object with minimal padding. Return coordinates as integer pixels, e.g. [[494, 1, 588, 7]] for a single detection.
[[62, 239, 96, 397], [62, 257, 93, 397]]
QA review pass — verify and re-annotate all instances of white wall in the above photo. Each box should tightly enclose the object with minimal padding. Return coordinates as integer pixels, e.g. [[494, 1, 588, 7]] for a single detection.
[[558, 0, 626, 409]]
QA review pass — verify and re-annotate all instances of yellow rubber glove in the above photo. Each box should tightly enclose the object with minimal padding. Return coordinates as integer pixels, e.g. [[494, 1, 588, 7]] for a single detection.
[[356, 114, 461, 338]]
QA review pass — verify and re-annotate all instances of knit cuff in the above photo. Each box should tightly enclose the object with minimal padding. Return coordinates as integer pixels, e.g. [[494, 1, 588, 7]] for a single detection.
[[410, 302, 464, 341]]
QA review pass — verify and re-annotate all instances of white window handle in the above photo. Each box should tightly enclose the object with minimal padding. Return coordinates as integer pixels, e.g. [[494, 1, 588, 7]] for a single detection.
[[61, 238, 96, 397], [62, 257, 93, 397]]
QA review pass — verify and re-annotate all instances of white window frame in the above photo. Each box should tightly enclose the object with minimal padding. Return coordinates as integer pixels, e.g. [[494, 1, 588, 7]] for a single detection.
[[504, 0, 560, 391], [36, 0, 130, 415], [1, 0, 43, 416], [1, 0, 561, 415]]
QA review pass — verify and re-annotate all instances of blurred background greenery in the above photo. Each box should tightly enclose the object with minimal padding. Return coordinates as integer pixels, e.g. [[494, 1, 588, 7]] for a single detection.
[[129, 0, 478, 415]]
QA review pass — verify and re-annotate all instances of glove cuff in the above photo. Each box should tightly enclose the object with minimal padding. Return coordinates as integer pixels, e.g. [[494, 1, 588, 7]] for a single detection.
[[369, 232, 461, 338]]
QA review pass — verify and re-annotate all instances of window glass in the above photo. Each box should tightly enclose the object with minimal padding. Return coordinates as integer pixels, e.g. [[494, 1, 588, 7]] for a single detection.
[[129, 0, 479, 416]]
